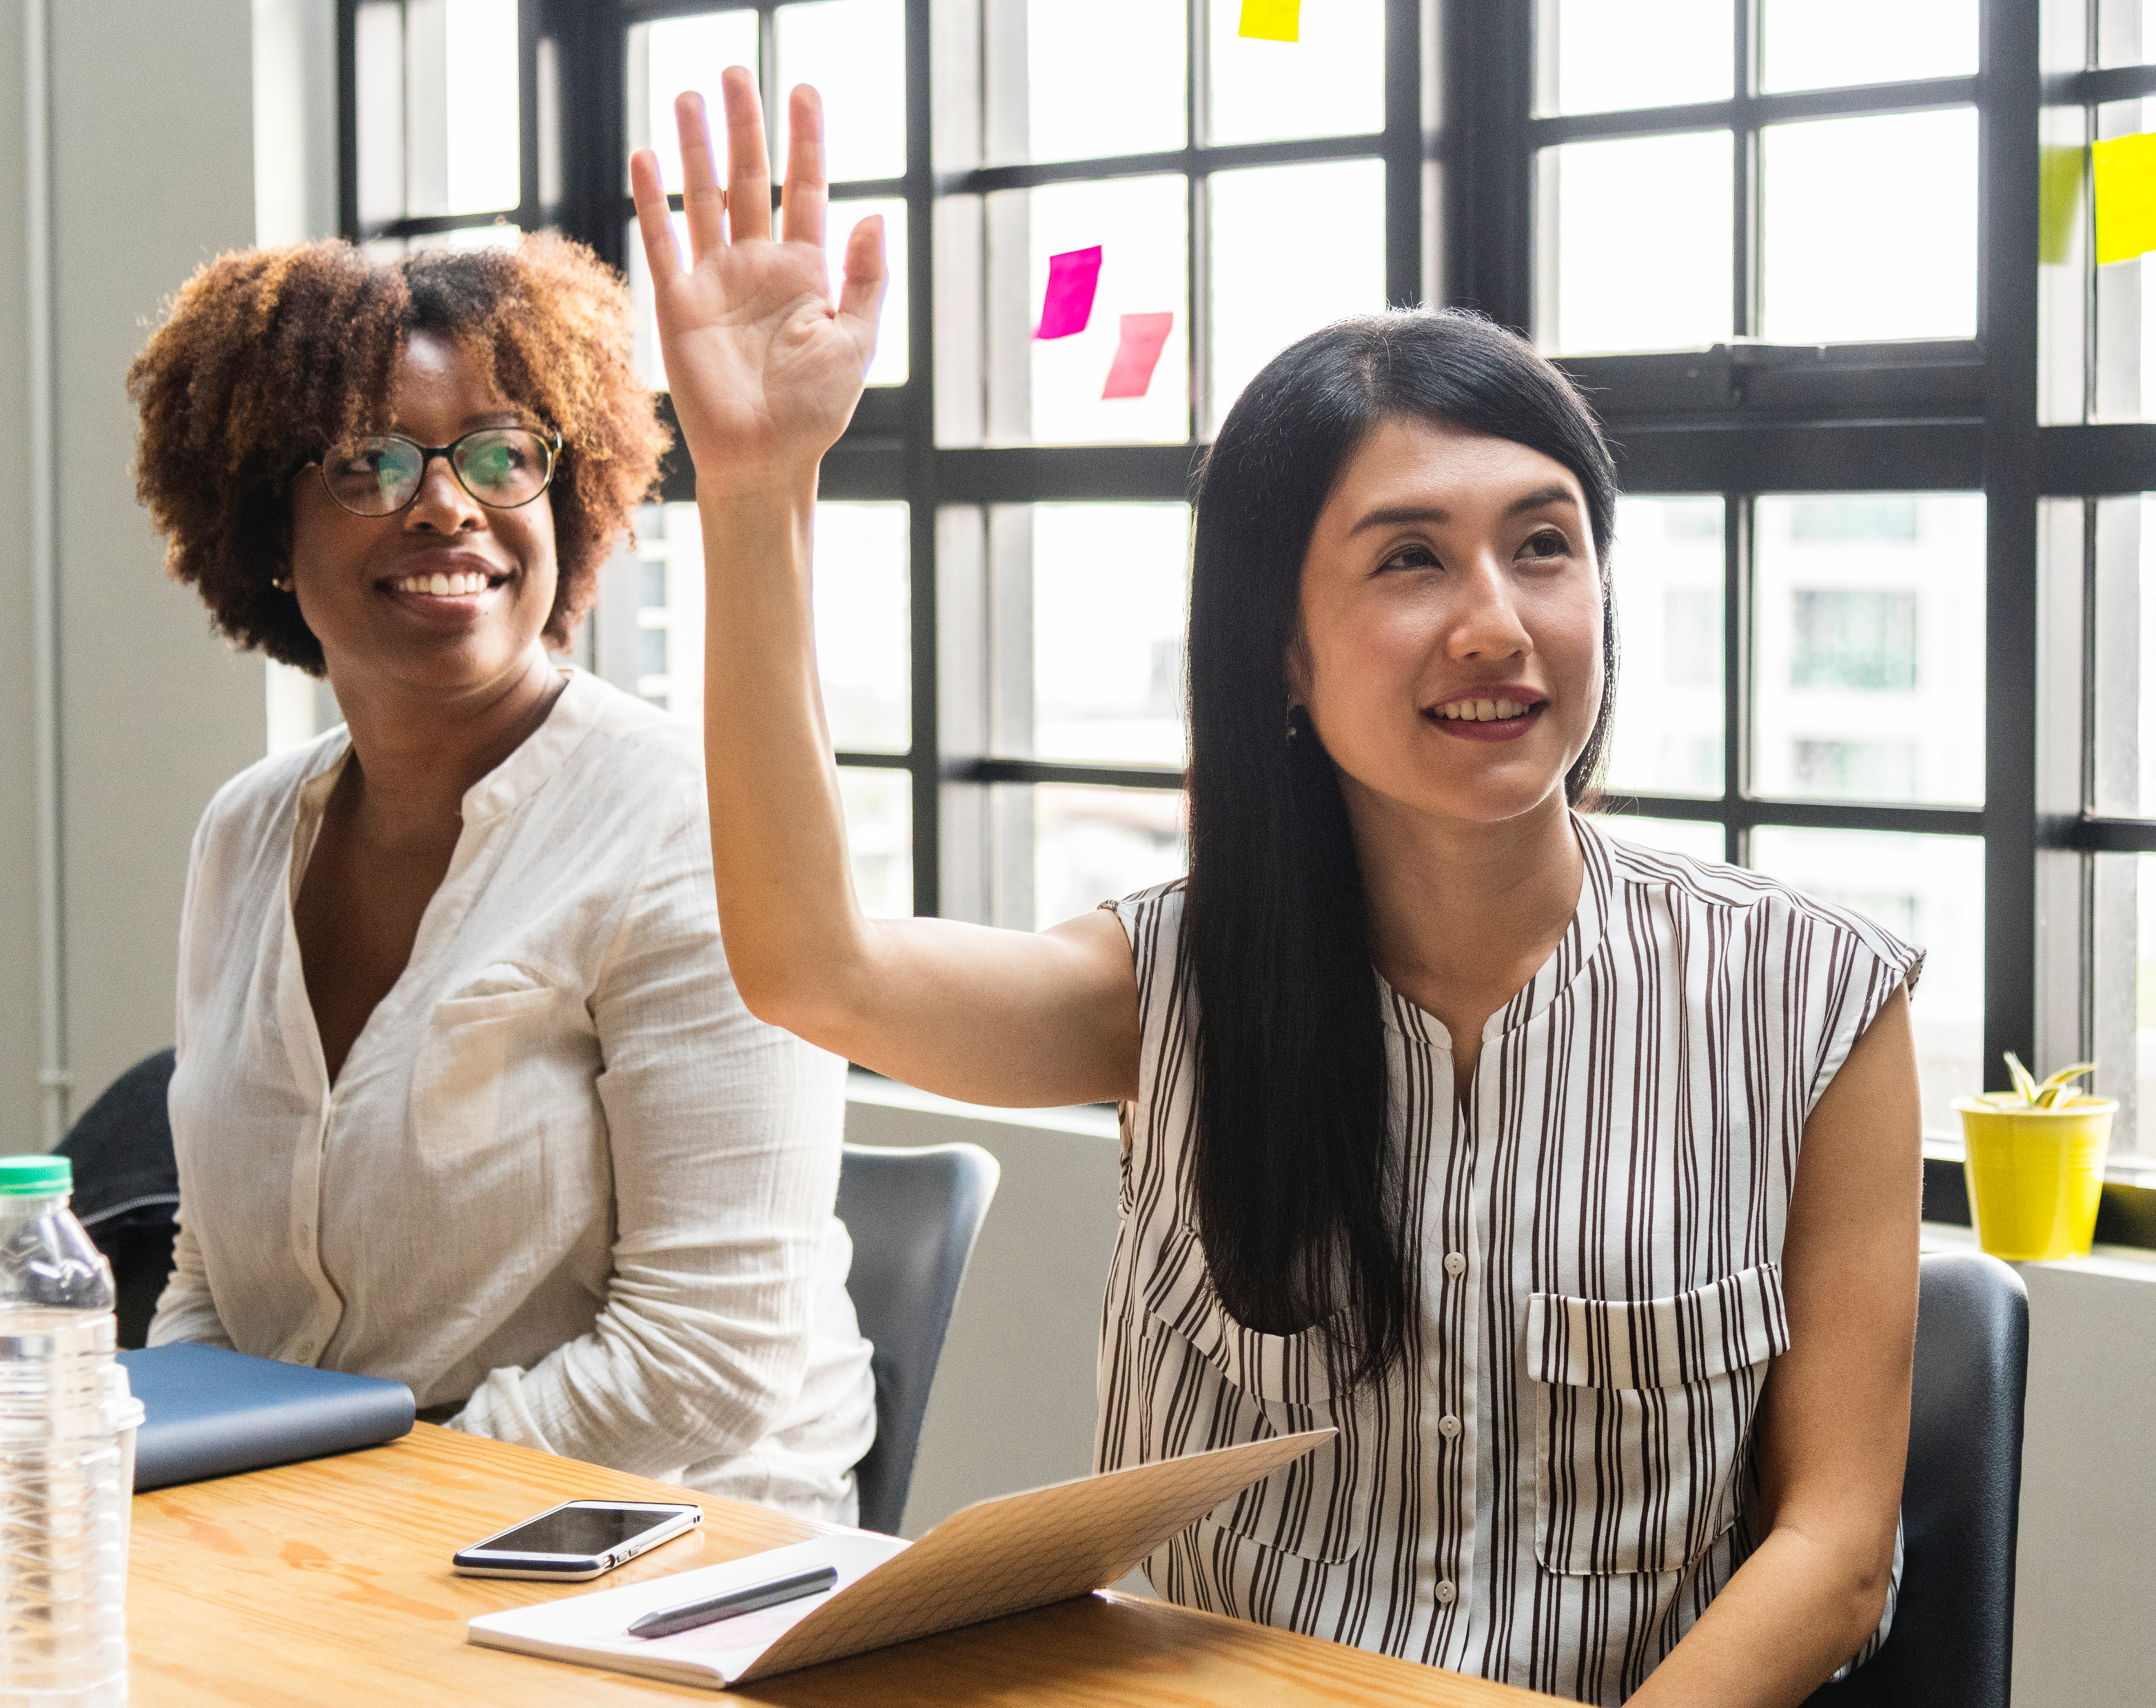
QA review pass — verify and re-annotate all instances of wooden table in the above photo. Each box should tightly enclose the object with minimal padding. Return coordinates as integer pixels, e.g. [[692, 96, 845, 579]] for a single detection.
[[127, 1423, 1560, 1706]]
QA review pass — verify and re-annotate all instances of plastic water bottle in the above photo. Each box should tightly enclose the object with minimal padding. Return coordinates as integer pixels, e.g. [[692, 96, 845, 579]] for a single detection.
[[0, 1157, 128, 1706]]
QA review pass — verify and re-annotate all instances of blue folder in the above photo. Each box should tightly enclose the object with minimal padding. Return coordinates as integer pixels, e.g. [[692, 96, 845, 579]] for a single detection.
[[116, 1343, 415, 1490]]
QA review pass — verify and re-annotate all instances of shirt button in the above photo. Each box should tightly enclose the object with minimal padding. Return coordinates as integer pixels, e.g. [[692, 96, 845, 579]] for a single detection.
[[1443, 1251, 1467, 1277], [1439, 1414, 1462, 1439], [1435, 1579, 1457, 1605]]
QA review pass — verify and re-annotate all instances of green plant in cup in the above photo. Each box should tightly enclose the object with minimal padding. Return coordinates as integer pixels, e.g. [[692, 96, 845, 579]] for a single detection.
[[1966, 1053, 2099, 1112], [1953, 1054, 2115, 1261]]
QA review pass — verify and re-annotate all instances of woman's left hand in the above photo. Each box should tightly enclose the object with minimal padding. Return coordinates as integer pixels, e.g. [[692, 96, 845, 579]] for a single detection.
[[628, 71, 886, 496]]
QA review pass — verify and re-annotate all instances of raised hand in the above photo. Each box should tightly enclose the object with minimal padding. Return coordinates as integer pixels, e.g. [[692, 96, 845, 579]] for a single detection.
[[629, 70, 886, 494]]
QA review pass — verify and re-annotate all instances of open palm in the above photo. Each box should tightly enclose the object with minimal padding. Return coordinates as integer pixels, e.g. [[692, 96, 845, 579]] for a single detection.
[[629, 70, 886, 491]]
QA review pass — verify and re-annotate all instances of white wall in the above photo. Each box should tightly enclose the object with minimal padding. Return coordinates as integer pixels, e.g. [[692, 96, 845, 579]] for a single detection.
[[0, 2, 346, 1145], [851, 1081, 2156, 1698], [0, 3, 39, 1151], [48, 0, 267, 1129], [842, 1077, 1120, 1536], [2011, 1250, 2156, 1707]]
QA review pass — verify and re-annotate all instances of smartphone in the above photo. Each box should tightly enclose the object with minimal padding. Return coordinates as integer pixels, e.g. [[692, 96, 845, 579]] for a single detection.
[[451, 1499, 704, 1580]]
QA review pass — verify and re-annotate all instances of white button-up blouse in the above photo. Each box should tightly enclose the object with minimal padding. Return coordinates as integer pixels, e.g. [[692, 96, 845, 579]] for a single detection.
[[1100, 817, 1921, 1704], [148, 669, 875, 1522]]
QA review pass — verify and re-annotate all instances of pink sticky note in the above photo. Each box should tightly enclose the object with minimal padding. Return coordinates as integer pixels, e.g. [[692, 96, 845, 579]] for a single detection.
[[1101, 312, 1175, 399], [1036, 246, 1104, 340]]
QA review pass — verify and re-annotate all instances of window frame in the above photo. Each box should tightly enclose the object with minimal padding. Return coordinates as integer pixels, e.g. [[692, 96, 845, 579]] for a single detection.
[[339, 0, 2156, 1232]]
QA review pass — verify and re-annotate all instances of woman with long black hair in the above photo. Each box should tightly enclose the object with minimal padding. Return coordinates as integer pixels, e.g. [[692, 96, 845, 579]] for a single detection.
[[632, 72, 1923, 1708]]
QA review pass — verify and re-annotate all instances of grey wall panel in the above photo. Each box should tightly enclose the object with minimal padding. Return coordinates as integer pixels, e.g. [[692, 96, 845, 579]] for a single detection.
[[51, 0, 263, 1115]]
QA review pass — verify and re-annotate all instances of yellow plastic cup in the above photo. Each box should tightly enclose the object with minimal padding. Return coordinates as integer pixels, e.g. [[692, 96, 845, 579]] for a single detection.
[[1953, 1096, 2117, 1261]]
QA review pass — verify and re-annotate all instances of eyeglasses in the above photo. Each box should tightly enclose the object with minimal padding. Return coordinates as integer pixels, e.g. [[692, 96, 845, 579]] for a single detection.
[[316, 427, 561, 518]]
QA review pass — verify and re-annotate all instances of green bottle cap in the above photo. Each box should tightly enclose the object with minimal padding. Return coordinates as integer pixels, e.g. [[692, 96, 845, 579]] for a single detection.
[[0, 1157, 71, 1196]]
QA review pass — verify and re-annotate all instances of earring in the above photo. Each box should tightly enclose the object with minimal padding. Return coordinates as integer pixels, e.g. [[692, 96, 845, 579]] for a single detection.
[[1285, 705, 1302, 744], [272, 576, 292, 593]]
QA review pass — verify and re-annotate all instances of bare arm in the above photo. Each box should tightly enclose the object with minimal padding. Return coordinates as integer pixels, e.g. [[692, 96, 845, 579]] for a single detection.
[[631, 75, 1138, 1108], [1628, 987, 1922, 1707]]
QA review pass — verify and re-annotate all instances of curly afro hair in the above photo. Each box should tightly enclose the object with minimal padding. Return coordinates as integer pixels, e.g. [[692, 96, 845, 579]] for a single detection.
[[127, 233, 670, 675]]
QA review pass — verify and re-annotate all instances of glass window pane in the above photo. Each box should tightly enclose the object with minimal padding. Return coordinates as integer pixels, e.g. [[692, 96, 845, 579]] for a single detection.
[[1604, 496, 1724, 797], [841, 769, 914, 917], [1539, 0, 1732, 116], [2092, 853, 2156, 1155], [377, 0, 521, 221], [627, 10, 761, 194], [1760, 108, 1977, 344], [1761, 0, 1977, 92], [632, 503, 704, 718], [1019, 0, 1186, 163], [1208, 157, 1385, 431], [1032, 784, 1186, 929], [1749, 826, 1983, 1135], [1596, 814, 1726, 864], [815, 502, 912, 752], [2099, 1, 2156, 65], [2093, 495, 2156, 815], [440, 0, 520, 214], [1207, 0, 1383, 146], [628, 203, 910, 392], [1024, 176, 1190, 445], [634, 500, 908, 751], [1753, 495, 1984, 806], [1031, 504, 1190, 766], [356, 1, 405, 227], [1536, 131, 1733, 356], [2093, 101, 2156, 422], [775, 0, 908, 183]]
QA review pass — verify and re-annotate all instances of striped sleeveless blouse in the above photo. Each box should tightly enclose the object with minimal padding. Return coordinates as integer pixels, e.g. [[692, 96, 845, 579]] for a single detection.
[[1098, 815, 1922, 1705]]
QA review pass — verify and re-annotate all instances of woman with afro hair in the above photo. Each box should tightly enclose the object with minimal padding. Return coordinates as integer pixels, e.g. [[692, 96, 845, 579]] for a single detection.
[[128, 232, 876, 1521]]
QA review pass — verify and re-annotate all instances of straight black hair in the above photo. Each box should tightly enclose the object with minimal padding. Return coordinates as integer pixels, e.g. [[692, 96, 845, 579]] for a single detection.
[[1183, 309, 1619, 1385]]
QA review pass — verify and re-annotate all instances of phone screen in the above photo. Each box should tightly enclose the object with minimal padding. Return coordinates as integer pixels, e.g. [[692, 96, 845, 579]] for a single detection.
[[474, 1504, 687, 1558]]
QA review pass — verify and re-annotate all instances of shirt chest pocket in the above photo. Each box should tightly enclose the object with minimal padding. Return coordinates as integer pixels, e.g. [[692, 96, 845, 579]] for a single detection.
[[1527, 1263, 1789, 1578], [409, 966, 565, 1158], [1140, 1223, 1373, 1566]]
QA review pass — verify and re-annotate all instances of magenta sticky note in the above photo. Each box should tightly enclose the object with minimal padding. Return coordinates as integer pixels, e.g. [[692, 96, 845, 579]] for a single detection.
[[1036, 246, 1104, 340], [1101, 312, 1175, 399]]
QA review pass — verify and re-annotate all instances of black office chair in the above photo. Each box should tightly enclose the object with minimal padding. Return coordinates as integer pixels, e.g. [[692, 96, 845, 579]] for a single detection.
[[57, 1048, 182, 1350], [836, 1141, 1000, 1535], [1804, 1249, 2028, 1708]]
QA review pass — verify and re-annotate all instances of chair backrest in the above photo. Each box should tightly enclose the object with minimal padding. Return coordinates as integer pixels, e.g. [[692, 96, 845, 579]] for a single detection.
[[57, 1049, 181, 1350], [1804, 1249, 2028, 1708], [835, 1141, 1000, 1535]]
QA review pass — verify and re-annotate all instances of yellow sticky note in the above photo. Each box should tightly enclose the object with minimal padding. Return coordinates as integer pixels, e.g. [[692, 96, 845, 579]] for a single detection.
[[2094, 131, 2156, 265], [1239, 0, 1300, 41], [2038, 143, 2084, 267]]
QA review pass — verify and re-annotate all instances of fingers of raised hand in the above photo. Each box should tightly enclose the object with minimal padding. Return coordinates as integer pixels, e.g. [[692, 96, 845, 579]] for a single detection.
[[675, 89, 727, 262], [836, 214, 889, 362], [629, 148, 683, 281], [780, 84, 828, 251], [722, 65, 774, 244]]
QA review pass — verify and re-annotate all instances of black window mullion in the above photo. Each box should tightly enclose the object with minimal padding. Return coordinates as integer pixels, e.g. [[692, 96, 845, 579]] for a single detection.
[[518, 0, 542, 233], [903, 0, 938, 917], [1731, 0, 1756, 342], [1383, 0, 1425, 309], [336, 0, 360, 241], [1725, 491, 1751, 867], [1980, 0, 2045, 1093], [1187, 0, 1208, 444]]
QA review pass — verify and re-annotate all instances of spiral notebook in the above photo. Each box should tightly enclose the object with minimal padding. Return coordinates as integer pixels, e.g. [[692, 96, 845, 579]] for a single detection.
[[467, 1429, 1333, 1690]]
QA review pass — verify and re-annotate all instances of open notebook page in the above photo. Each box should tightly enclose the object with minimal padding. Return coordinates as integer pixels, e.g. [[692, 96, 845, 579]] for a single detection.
[[468, 1533, 908, 1688]]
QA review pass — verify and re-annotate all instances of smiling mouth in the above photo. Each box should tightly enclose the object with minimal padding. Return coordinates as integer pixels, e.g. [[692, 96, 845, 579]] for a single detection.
[[1427, 695, 1544, 723], [387, 569, 508, 597]]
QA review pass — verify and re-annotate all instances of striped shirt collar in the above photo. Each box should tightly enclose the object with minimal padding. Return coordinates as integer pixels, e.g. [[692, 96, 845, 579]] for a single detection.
[[1378, 809, 1614, 1051]]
